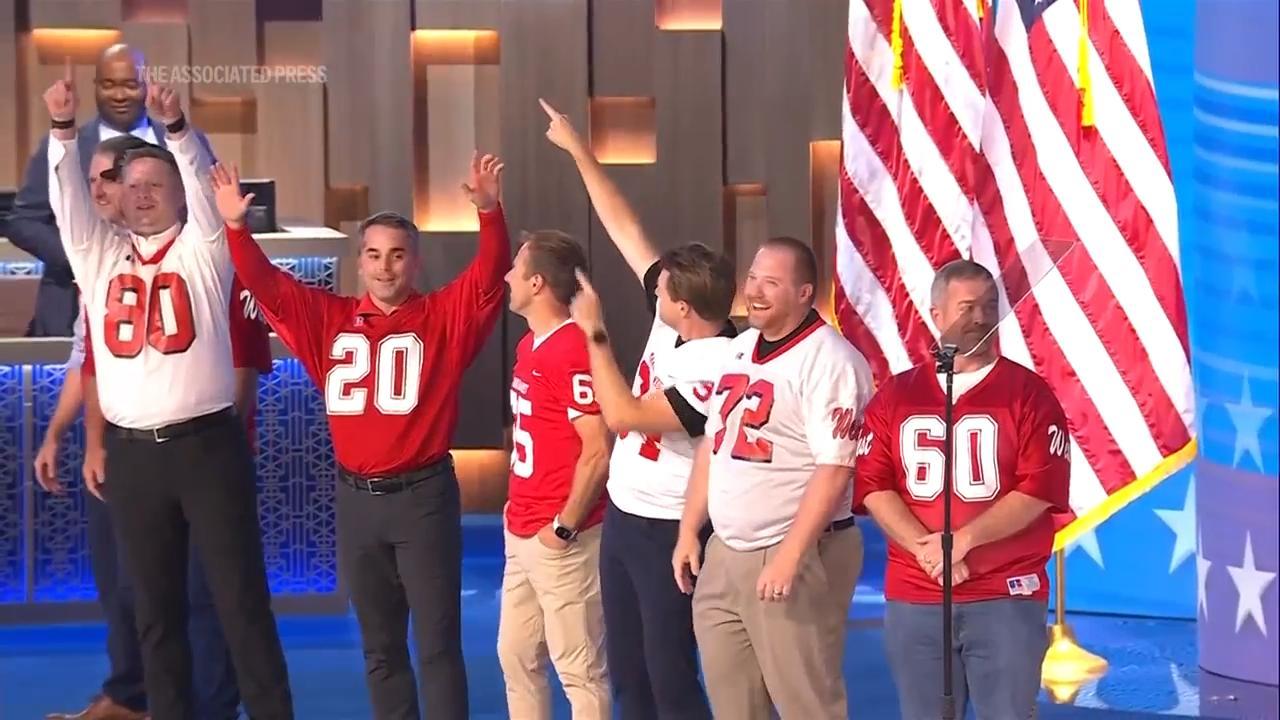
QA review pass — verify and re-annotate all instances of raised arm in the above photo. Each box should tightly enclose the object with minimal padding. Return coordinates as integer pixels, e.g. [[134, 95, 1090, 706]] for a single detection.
[[43, 71, 115, 276], [212, 163, 336, 363], [435, 152, 513, 358], [541, 99, 659, 281], [569, 269, 685, 434], [149, 85, 221, 241]]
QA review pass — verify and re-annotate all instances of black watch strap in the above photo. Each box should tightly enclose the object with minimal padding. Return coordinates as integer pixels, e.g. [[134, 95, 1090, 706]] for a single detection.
[[589, 329, 609, 345], [164, 114, 187, 134], [50, 118, 75, 130]]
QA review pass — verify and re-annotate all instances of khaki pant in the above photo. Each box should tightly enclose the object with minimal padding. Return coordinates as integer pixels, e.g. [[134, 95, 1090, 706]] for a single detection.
[[693, 524, 864, 720], [497, 526, 610, 720]]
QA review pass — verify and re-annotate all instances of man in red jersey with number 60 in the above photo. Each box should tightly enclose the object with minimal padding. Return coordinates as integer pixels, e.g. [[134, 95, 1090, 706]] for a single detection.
[[498, 230, 611, 720], [214, 154, 511, 720], [852, 259, 1071, 720]]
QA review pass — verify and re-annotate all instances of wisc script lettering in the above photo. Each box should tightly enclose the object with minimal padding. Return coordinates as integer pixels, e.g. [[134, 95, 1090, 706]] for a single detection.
[[830, 407, 860, 441]]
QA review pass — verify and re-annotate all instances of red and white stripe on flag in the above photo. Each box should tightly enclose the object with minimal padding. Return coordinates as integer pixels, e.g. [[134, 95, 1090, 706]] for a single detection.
[[833, 0, 1197, 548]]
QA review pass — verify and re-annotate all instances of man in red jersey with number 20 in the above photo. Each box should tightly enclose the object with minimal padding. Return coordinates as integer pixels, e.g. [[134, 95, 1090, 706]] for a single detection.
[[499, 230, 611, 720], [852, 259, 1072, 720], [214, 154, 510, 720]]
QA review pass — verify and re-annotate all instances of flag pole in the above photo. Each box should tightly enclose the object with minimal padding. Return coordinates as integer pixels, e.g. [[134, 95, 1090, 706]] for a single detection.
[[1041, 549, 1109, 702]]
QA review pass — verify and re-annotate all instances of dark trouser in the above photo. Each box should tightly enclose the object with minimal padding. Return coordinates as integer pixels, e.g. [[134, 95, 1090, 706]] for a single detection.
[[600, 501, 712, 720], [103, 409, 293, 720], [336, 459, 468, 720], [884, 598, 1050, 720], [87, 495, 241, 718]]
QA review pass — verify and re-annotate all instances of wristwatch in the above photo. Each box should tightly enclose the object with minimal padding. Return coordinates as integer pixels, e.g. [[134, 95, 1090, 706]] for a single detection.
[[552, 515, 578, 542], [589, 328, 609, 345]]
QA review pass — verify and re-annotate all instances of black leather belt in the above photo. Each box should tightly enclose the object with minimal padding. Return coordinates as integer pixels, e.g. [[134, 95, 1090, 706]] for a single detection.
[[339, 455, 454, 496], [827, 516, 857, 533], [107, 407, 236, 444]]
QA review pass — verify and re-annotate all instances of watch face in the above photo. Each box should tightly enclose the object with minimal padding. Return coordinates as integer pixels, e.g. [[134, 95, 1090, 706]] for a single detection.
[[554, 526, 574, 540]]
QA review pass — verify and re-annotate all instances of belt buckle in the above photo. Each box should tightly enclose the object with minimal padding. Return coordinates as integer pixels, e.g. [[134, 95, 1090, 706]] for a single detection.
[[365, 478, 387, 496], [152, 427, 169, 444]]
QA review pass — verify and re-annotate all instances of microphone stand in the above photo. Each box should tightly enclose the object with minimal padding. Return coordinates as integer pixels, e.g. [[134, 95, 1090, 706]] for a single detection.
[[932, 343, 959, 720]]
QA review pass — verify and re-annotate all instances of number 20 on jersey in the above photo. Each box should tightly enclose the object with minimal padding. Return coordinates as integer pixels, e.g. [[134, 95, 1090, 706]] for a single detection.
[[325, 333, 424, 414]]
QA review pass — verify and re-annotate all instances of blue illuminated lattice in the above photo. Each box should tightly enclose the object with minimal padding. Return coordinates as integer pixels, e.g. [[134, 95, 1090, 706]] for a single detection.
[[1, 357, 343, 605], [31, 364, 95, 602], [0, 261, 43, 276], [270, 257, 338, 292], [254, 358, 338, 594], [0, 366, 24, 603]]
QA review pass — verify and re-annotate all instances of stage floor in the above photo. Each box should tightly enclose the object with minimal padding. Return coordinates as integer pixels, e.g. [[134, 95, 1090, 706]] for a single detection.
[[0, 522, 1217, 719]]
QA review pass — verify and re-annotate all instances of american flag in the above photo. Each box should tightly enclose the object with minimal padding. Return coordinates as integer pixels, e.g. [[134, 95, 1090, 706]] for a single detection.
[[833, 0, 1197, 546]]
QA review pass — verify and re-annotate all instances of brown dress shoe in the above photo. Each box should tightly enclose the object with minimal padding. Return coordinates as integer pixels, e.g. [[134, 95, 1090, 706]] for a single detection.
[[45, 694, 148, 720]]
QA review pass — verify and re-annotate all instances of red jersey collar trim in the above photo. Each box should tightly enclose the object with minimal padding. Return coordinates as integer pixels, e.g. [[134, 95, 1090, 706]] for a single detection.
[[131, 223, 181, 265], [751, 310, 824, 364], [355, 291, 422, 317]]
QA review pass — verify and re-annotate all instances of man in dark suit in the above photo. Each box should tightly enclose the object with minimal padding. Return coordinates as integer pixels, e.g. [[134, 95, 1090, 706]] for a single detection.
[[1, 42, 214, 337]]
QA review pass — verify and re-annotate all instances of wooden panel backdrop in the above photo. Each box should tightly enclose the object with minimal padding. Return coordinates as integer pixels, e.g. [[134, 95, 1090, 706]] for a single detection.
[[1, 0, 850, 510]]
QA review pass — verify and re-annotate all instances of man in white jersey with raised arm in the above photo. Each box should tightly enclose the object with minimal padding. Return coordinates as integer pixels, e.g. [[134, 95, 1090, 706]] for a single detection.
[[44, 66, 292, 720], [673, 237, 874, 720], [542, 98, 734, 720]]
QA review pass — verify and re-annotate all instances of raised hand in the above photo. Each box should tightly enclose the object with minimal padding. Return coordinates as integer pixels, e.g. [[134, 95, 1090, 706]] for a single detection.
[[146, 84, 183, 125], [461, 151, 504, 211], [43, 58, 76, 123], [569, 268, 605, 334], [209, 163, 256, 228], [539, 98, 587, 156]]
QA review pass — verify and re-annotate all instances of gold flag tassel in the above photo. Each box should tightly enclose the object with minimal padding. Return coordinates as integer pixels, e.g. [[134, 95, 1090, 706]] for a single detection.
[[891, 0, 905, 89], [976, 0, 984, 21], [1041, 549, 1109, 702], [1078, 0, 1095, 127]]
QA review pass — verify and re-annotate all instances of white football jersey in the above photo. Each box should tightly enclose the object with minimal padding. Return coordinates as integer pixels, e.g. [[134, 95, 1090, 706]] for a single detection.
[[49, 131, 236, 430], [608, 314, 734, 519], [705, 315, 875, 551]]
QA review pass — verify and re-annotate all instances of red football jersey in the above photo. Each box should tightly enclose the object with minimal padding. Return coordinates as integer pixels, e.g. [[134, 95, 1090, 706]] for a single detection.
[[852, 358, 1071, 603], [505, 321, 607, 538], [224, 208, 510, 476]]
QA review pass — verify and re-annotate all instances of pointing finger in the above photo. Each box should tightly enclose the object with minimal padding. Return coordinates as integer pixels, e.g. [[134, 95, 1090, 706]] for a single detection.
[[538, 97, 558, 118]]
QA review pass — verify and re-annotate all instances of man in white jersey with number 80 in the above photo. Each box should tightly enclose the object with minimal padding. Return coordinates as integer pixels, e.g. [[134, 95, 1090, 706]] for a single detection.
[[44, 68, 293, 719], [674, 237, 874, 720]]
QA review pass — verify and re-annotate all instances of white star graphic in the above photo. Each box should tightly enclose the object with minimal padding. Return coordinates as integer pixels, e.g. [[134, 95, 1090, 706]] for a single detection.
[[1197, 528, 1212, 620], [1154, 475, 1197, 573], [1225, 374, 1272, 471], [1226, 532, 1276, 635], [1066, 528, 1105, 569]]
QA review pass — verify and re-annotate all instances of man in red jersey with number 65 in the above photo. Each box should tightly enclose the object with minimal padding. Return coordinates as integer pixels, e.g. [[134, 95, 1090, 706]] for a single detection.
[[852, 259, 1072, 720], [213, 154, 511, 720], [498, 230, 611, 720]]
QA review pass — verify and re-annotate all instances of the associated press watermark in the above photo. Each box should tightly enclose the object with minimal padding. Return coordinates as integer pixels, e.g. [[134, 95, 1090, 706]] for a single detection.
[[143, 64, 328, 86]]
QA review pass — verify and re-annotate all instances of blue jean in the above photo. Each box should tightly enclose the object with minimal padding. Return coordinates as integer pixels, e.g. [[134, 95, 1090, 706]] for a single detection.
[[883, 598, 1049, 720], [87, 492, 241, 719], [600, 501, 712, 720]]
